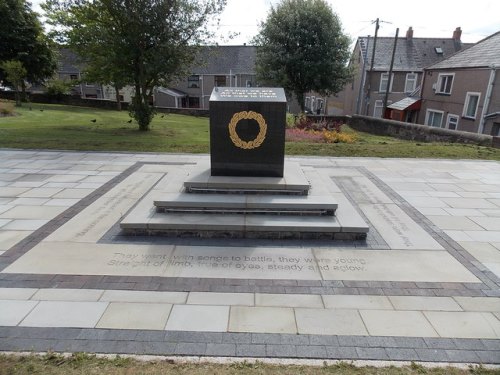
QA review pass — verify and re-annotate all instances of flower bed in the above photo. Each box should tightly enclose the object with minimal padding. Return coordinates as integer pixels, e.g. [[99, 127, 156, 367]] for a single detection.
[[285, 114, 356, 144]]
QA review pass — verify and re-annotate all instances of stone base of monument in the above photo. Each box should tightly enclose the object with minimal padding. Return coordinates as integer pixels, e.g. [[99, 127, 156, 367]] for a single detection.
[[120, 163, 369, 240]]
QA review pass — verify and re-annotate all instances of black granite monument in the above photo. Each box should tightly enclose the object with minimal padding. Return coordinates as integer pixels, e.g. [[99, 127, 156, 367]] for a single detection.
[[209, 87, 287, 177]]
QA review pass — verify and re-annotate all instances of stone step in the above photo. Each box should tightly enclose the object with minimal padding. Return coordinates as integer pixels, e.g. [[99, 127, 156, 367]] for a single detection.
[[121, 212, 367, 240], [153, 193, 337, 215], [184, 163, 310, 195], [121, 194, 368, 240]]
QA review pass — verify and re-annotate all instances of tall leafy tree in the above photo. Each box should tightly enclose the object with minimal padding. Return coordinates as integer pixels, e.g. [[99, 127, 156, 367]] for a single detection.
[[0, 60, 27, 106], [0, 0, 57, 88], [254, 0, 352, 111], [44, 0, 226, 130]]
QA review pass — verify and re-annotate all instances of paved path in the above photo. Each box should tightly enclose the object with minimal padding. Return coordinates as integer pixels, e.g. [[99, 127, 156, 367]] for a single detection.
[[0, 150, 499, 364]]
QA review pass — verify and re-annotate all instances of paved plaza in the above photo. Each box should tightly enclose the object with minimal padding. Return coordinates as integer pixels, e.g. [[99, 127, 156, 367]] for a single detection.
[[0, 149, 499, 364]]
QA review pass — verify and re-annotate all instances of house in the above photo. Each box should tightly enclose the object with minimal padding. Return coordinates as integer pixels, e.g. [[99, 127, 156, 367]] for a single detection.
[[154, 45, 257, 109], [419, 31, 500, 135], [56, 49, 104, 99], [343, 27, 472, 120]]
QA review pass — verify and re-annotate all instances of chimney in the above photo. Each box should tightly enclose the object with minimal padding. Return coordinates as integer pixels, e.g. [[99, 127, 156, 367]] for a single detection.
[[453, 27, 462, 41], [406, 26, 413, 40]]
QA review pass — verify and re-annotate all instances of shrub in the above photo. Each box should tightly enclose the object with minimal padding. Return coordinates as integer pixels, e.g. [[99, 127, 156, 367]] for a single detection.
[[0, 100, 14, 116], [46, 79, 72, 100]]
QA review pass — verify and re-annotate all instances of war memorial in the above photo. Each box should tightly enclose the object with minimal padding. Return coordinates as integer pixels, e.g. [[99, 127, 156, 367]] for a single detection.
[[0, 88, 499, 365]]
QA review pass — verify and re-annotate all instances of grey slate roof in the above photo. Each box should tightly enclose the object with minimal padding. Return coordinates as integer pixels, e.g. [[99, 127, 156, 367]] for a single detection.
[[190, 46, 256, 75], [358, 36, 473, 72], [57, 48, 84, 74], [426, 31, 500, 69]]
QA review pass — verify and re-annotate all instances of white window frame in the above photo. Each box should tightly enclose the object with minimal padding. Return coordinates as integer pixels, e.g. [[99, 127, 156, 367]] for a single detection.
[[446, 114, 459, 130], [425, 109, 444, 127], [405, 73, 418, 93], [379, 73, 394, 93], [436, 73, 454, 95], [373, 100, 384, 118], [305, 97, 311, 110], [463, 92, 481, 119]]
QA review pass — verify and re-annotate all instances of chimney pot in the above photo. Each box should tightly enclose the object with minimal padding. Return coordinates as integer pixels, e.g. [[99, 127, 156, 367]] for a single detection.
[[406, 26, 414, 40], [453, 27, 462, 41]]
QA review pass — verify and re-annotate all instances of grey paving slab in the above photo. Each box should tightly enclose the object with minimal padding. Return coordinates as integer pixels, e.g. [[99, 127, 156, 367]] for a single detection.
[[0, 300, 38, 325], [322, 295, 393, 310], [187, 292, 254, 306], [424, 311, 499, 339], [360, 310, 439, 337], [229, 306, 297, 334], [96, 302, 172, 330], [255, 293, 323, 308], [388, 296, 463, 311], [19, 301, 108, 328], [165, 305, 229, 332], [295, 308, 368, 335]]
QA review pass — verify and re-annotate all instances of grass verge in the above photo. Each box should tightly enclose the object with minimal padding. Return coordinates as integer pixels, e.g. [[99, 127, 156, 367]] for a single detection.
[[1, 102, 500, 160], [0, 353, 498, 375]]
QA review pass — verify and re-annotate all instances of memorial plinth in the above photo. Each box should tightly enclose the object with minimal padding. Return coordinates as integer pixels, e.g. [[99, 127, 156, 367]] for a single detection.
[[209, 87, 287, 177], [119, 86, 369, 240]]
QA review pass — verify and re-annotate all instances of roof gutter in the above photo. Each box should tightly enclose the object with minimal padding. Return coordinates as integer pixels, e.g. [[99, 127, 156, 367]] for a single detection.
[[478, 65, 498, 134]]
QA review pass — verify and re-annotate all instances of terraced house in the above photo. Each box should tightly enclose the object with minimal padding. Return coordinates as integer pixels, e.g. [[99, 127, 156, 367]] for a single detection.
[[343, 27, 472, 121], [419, 31, 500, 135], [154, 45, 257, 110]]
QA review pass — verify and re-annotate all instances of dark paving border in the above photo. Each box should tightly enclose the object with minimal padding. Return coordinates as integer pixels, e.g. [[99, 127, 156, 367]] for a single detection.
[[0, 327, 499, 364]]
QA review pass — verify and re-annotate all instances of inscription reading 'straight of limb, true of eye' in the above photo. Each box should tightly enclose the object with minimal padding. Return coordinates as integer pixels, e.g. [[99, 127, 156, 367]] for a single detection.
[[107, 252, 367, 273]]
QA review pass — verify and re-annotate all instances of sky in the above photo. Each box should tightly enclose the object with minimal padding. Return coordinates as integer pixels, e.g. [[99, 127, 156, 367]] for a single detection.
[[30, 0, 500, 46]]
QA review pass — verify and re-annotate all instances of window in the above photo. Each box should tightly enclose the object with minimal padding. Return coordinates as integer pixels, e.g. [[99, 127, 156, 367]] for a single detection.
[[492, 123, 500, 137], [316, 99, 324, 114], [446, 114, 459, 130], [434, 47, 443, 55], [436, 73, 454, 94], [379, 73, 393, 92], [373, 100, 383, 118], [214, 75, 226, 87], [188, 75, 200, 88], [246, 80, 252, 87], [405, 73, 418, 93], [463, 92, 481, 119], [69, 74, 78, 80], [305, 97, 311, 110], [85, 82, 94, 87], [188, 97, 200, 108], [425, 109, 444, 127]]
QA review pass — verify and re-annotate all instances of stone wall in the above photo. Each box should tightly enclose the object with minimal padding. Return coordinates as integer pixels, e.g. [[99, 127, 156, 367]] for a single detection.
[[348, 115, 494, 147], [155, 107, 209, 117], [0, 91, 128, 110]]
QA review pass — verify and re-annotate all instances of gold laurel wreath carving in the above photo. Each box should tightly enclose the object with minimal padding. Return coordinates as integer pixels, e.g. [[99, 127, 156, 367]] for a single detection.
[[228, 111, 267, 149]]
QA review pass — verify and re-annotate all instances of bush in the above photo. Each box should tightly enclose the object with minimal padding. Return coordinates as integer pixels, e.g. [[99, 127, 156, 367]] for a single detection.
[[129, 96, 155, 131], [0, 100, 14, 116], [46, 79, 72, 100]]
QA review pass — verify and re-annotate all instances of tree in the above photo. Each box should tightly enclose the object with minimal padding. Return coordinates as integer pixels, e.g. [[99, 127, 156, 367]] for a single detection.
[[0, 0, 57, 89], [0, 60, 27, 106], [253, 0, 352, 111], [44, 0, 226, 130]]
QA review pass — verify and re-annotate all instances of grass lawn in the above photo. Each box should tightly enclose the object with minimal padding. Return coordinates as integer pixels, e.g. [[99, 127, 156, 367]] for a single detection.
[[0, 353, 497, 375], [1, 102, 500, 160]]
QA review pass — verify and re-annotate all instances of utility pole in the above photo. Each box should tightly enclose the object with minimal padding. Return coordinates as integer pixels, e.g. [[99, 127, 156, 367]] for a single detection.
[[369, 18, 379, 73], [382, 27, 399, 118], [365, 18, 379, 115]]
